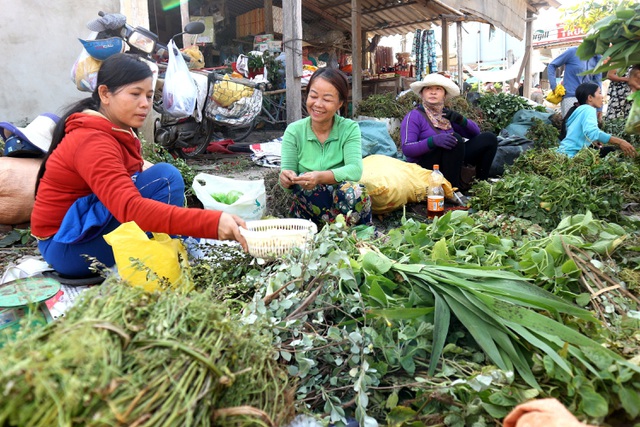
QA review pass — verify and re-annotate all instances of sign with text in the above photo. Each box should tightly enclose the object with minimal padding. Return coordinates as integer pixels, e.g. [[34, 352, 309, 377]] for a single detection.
[[532, 24, 585, 48]]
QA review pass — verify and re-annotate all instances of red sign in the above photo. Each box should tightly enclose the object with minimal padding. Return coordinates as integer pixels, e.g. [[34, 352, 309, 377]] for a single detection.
[[532, 24, 585, 48]]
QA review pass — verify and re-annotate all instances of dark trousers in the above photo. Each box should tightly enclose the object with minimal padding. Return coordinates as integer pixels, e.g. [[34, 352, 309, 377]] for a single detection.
[[464, 132, 498, 181], [416, 132, 498, 188]]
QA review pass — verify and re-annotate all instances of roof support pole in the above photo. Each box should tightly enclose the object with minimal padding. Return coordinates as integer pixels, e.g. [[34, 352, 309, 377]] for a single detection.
[[264, 0, 274, 34], [441, 17, 449, 72], [351, 0, 362, 115], [180, 0, 190, 47], [522, 10, 534, 98], [283, 0, 303, 123], [457, 21, 463, 90]]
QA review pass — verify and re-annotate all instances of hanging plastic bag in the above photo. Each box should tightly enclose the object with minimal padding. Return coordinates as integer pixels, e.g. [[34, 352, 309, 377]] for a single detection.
[[71, 47, 102, 92], [192, 173, 266, 221], [103, 221, 192, 293], [624, 92, 640, 135], [162, 40, 197, 118]]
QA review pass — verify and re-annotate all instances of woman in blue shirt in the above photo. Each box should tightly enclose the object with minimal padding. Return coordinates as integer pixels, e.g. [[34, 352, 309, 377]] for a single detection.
[[559, 82, 636, 158]]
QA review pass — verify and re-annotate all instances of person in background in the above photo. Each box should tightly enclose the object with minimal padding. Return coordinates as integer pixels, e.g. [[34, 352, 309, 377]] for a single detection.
[[559, 82, 636, 158], [302, 41, 318, 66], [400, 72, 498, 189], [32, 53, 247, 278], [605, 65, 640, 120], [547, 46, 602, 117], [530, 84, 545, 104], [279, 68, 371, 227]]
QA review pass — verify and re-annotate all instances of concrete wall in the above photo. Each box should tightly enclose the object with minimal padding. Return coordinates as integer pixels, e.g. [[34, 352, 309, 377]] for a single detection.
[[0, 0, 149, 126]]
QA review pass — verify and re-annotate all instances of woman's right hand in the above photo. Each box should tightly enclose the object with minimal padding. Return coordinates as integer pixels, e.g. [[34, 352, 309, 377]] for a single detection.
[[217, 212, 248, 251], [279, 169, 297, 189], [430, 134, 458, 150], [611, 136, 637, 157]]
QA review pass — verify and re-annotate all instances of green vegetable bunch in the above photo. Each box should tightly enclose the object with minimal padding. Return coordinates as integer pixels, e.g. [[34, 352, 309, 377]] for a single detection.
[[476, 92, 536, 133], [211, 190, 244, 205], [576, 3, 640, 74], [525, 118, 560, 149]]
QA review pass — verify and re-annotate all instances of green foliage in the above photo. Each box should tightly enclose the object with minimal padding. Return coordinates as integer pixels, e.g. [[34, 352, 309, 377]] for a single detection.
[[476, 93, 536, 133], [576, 3, 640, 74], [561, 0, 636, 33], [470, 148, 640, 230], [0, 229, 33, 248], [525, 118, 560, 149], [356, 93, 410, 119], [142, 142, 196, 198], [446, 96, 484, 129]]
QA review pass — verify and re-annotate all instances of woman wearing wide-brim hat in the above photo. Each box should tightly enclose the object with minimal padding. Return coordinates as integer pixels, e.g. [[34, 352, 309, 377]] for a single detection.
[[400, 72, 498, 189]]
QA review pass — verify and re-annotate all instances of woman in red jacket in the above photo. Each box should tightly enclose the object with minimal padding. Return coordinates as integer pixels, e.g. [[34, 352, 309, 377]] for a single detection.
[[32, 53, 246, 278]]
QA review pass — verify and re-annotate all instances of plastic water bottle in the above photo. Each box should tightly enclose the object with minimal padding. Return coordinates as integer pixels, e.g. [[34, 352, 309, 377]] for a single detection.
[[427, 164, 445, 219]]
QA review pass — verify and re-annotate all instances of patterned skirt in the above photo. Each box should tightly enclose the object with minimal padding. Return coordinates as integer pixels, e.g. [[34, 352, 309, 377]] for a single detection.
[[290, 181, 372, 227]]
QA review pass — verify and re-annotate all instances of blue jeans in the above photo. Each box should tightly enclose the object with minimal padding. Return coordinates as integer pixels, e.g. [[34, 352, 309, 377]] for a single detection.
[[38, 163, 185, 277]]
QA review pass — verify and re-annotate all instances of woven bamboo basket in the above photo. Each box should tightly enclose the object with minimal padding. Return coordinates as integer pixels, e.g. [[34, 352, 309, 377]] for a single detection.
[[239, 218, 318, 259]]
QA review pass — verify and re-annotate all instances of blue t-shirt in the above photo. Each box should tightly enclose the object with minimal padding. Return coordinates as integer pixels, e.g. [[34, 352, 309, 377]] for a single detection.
[[558, 104, 611, 158]]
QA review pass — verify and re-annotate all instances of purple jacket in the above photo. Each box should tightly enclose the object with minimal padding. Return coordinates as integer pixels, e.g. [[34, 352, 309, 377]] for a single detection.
[[400, 107, 480, 163]]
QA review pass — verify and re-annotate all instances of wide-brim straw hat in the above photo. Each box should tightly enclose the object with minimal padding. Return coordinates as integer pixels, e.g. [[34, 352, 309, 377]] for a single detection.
[[410, 73, 460, 99]]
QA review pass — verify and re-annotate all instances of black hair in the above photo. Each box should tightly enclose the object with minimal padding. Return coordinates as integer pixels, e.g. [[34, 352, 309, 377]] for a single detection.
[[560, 82, 600, 140], [35, 53, 153, 193], [306, 68, 350, 116]]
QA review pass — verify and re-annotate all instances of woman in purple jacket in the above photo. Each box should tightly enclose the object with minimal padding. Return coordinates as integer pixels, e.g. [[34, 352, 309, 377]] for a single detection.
[[400, 73, 497, 189]]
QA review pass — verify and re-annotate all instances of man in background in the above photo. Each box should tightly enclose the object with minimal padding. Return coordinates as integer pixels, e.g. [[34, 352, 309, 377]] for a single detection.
[[547, 46, 602, 117]]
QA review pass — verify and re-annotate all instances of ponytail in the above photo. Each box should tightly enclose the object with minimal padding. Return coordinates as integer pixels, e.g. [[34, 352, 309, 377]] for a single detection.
[[560, 102, 579, 140]]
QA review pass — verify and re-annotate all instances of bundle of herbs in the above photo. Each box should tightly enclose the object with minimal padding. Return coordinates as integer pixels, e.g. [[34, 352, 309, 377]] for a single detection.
[[239, 216, 640, 426], [0, 283, 293, 427], [471, 148, 640, 230]]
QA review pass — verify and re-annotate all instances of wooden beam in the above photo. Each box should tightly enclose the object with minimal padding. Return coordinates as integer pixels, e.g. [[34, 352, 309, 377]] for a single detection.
[[457, 21, 463, 90], [351, 0, 362, 114], [302, 0, 352, 32], [415, 0, 463, 16], [441, 17, 449, 72], [334, 1, 419, 19], [264, 0, 273, 34], [522, 11, 534, 98], [283, 0, 303, 123]]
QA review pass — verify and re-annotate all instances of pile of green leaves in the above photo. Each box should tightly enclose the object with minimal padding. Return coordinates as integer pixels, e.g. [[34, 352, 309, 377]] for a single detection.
[[356, 93, 409, 119], [475, 93, 538, 133], [0, 283, 293, 427], [446, 96, 484, 129], [576, 3, 640, 73], [142, 142, 197, 198], [525, 118, 560, 149], [471, 148, 640, 230], [236, 214, 640, 426], [211, 190, 243, 205]]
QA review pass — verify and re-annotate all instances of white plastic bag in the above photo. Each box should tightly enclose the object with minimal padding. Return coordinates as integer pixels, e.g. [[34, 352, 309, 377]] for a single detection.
[[192, 173, 266, 221], [162, 40, 197, 118]]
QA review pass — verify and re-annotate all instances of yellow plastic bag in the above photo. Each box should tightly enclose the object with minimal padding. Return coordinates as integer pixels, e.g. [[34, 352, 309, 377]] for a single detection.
[[545, 83, 565, 105], [359, 155, 454, 214], [211, 74, 254, 108], [104, 221, 192, 293]]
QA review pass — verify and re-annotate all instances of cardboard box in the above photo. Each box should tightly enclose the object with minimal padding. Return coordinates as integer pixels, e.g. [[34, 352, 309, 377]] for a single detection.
[[255, 43, 269, 52], [268, 40, 282, 53], [236, 7, 283, 38], [254, 34, 274, 44]]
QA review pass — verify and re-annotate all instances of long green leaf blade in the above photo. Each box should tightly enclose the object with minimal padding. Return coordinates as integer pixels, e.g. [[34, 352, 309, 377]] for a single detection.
[[427, 288, 451, 376]]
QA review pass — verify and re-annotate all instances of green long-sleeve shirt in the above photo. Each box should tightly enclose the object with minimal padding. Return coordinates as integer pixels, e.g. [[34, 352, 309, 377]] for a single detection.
[[280, 115, 363, 182]]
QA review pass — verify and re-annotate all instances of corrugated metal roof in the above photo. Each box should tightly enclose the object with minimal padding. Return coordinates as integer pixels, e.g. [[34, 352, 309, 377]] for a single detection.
[[223, 0, 561, 41]]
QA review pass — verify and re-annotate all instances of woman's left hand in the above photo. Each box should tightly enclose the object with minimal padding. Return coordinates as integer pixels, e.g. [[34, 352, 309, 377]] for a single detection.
[[292, 171, 319, 190]]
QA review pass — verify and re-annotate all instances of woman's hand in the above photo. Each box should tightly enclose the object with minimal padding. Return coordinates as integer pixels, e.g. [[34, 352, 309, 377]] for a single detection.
[[292, 171, 320, 190], [279, 169, 298, 189], [443, 108, 465, 125], [217, 212, 248, 251], [611, 136, 637, 157]]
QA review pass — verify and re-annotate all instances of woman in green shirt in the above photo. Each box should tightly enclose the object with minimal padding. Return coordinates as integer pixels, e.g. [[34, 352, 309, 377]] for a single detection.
[[279, 68, 371, 227]]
